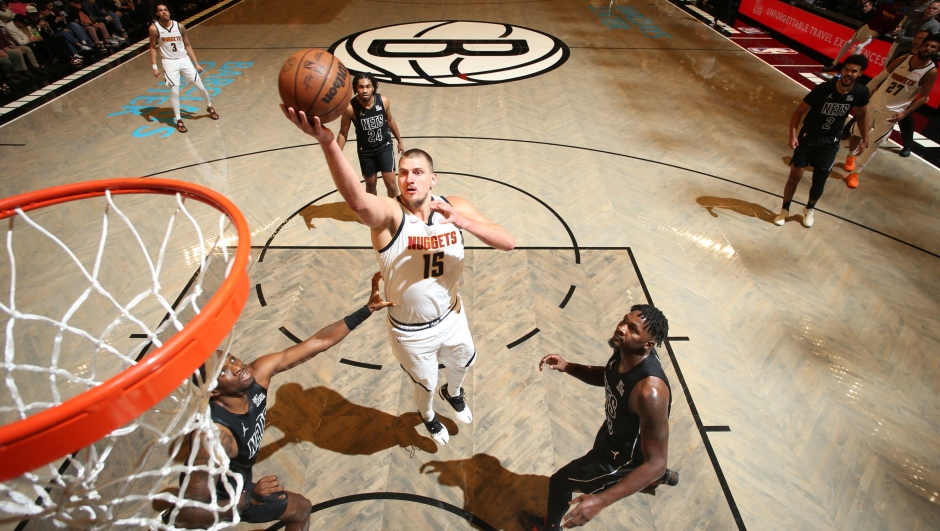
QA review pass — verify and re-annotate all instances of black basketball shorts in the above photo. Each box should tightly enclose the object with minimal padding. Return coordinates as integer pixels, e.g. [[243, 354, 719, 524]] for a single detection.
[[791, 138, 839, 171], [358, 146, 395, 177], [238, 483, 290, 524]]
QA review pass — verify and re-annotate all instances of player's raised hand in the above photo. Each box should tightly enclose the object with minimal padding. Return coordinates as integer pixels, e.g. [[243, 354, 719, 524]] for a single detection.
[[562, 493, 606, 528], [251, 475, 285, 504], [539, 354, 568, 372], [281, 105, 335, 144], [367, 271, 395, 313], [429, 200, 465, 228]]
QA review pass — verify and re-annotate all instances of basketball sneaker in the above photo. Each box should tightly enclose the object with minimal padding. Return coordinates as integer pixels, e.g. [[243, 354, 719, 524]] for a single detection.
[[845, 172, 859, 189], [423, 413, 449, 445], [773, 208, 788, 226], [649, 468, 680, 487], [439, 383, 472, 423], [802, 207, 814, 228], [844, 155, 857, 171], [516, 510, 559, 530], [900, 147, 912, 157]]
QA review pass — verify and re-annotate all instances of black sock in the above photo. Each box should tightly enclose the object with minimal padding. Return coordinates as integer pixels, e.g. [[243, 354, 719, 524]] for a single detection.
[[806, 200, 817, 210], [782, 200, 791, 211]]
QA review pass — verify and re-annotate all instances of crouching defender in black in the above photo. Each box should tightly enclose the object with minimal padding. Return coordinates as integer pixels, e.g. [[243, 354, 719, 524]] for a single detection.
[[518, 305, 678, 530], [168, 272, 394, 530]]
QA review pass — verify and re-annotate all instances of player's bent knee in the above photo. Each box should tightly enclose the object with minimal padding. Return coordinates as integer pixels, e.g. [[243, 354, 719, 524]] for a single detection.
[[282, 491, 311, 522]]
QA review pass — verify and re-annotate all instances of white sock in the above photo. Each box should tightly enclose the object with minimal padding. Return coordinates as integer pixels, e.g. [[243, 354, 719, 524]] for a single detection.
[[171, 85, 181, 122]]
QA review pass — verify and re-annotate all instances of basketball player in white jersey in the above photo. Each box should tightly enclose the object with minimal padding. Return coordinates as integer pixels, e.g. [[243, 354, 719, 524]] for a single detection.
[[148, 3, 218, 133], [843, 32, 939, 188], [281, 106, 515, 445]]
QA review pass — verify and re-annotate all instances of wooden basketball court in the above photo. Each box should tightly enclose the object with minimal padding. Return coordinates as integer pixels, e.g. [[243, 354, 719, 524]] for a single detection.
[[2, 0, 939, 529]]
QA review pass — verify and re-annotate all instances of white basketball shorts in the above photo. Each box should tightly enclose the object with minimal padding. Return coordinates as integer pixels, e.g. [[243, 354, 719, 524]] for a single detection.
[[163, 57, 198, 87], [386, 301, 476, 391]]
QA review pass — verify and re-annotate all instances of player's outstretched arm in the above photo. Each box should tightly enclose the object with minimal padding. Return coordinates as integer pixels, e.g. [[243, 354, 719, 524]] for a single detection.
[[248, 272, 394, 387], [561, 378, 670, 528], [430, 196, 514, 251], [280, 108, 398, 229], [148, 25, 160, 77], [539, 354, 605, 387], [855, 104, 870, 152], [173, 425, 239, 528]]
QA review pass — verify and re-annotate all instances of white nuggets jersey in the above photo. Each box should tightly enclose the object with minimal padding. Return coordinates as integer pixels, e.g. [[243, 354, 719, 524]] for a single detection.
[[871, 56, 936, 113], [155, 21, 187, 60], [378, 196, 464, 325]]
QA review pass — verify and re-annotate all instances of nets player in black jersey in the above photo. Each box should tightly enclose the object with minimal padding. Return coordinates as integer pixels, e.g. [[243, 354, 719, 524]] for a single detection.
[[517, 305, 678, 530], [170, 273, 394, 530], [337, 72, 405, 197], [772, 54, 871, 229]]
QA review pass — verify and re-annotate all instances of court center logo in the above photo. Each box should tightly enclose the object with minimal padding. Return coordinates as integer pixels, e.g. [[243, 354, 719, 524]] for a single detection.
[[329, 21, 569, 86]]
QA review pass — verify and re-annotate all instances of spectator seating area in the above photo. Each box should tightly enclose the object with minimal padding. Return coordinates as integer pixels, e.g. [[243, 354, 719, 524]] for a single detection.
[[0, 0, 220, 105]]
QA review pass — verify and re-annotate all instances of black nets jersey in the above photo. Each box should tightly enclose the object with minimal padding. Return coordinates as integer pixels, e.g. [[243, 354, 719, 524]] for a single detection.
[[800, 80, 869, 144], [594, 350, 671, 464], [351, 93, 393, 155], [209, 381, 268, 490]]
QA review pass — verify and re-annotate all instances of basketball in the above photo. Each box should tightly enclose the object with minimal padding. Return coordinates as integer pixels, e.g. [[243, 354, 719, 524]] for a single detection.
[[278, 49, 351, 124]]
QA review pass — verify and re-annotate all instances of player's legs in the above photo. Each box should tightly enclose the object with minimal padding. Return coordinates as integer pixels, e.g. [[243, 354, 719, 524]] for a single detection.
[[854, 113, 897, 174], [899, 113, 915, 155], [377, 147, 398, 197], [180, 59, 214, 110], [804, 142, 839, 221], [437, 307, 476, 423], [774, 144, 809, 222], [163, 59, 184, 123], [545, 450, 631, 526], [358, 152, 380, 195], [387, 323, 443, 422]]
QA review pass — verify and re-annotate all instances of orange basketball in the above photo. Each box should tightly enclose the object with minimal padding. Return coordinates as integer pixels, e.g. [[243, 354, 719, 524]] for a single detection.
[[278, 49, 351, 124]]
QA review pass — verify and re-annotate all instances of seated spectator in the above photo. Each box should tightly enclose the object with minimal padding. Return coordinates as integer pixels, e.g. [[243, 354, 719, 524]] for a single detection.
[[4, 14, 61, 66], [82, 0, 126, 42], [27, 5, 84, 65], [0, 1, 14, 24], [889, 0, 940, 60], [0, 21, 40, 68], [0, 45, 26, 77], [67, 0, 115, 50], [40, 1, 95, 52], [822, 1, 907, 71], [6, 0, 25, 16], [853, 0, 879, 21]]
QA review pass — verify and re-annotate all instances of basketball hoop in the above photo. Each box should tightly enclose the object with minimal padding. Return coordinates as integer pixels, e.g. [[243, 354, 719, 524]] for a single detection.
[[0, 178, 250, 529]]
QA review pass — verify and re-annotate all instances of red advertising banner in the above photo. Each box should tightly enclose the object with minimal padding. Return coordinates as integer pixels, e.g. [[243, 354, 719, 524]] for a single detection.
[[739, 0, 888, 74], [739, 0, 940, 105]]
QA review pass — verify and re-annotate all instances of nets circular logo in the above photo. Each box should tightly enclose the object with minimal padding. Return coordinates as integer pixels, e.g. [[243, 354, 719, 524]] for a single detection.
[[329, 21, 570, 86]]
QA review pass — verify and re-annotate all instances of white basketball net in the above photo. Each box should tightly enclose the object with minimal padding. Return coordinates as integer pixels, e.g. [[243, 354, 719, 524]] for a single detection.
[[0, 190, 245, 530]]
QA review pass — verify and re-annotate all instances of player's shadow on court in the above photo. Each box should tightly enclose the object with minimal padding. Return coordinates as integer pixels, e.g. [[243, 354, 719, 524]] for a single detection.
[[697, 196, 777, 224], [299, 201, 362, 229], [257, 383, 449, 461], [138, 106, 214, 125], [421, 454, 549, 530]]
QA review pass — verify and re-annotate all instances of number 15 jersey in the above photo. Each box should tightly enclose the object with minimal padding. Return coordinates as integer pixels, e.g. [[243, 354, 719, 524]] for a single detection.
[[377, 197, 464, 325]]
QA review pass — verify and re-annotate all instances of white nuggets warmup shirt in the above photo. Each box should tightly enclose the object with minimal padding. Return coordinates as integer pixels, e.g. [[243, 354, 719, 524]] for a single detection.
[[870, 55, 936, 114], [155, 20, 196, 86], [378, 196, 475, 393]]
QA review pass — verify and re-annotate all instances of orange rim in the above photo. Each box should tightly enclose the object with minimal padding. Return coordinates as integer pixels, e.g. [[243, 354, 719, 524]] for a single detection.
[[0, 178, 250, 482]]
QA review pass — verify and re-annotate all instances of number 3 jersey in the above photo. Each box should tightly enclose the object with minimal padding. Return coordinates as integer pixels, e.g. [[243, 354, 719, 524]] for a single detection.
[[869, 55, 936, 114], [154, 20, 187, 60], [377, 196, 464, 325], [800, 80, 870, 144]]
